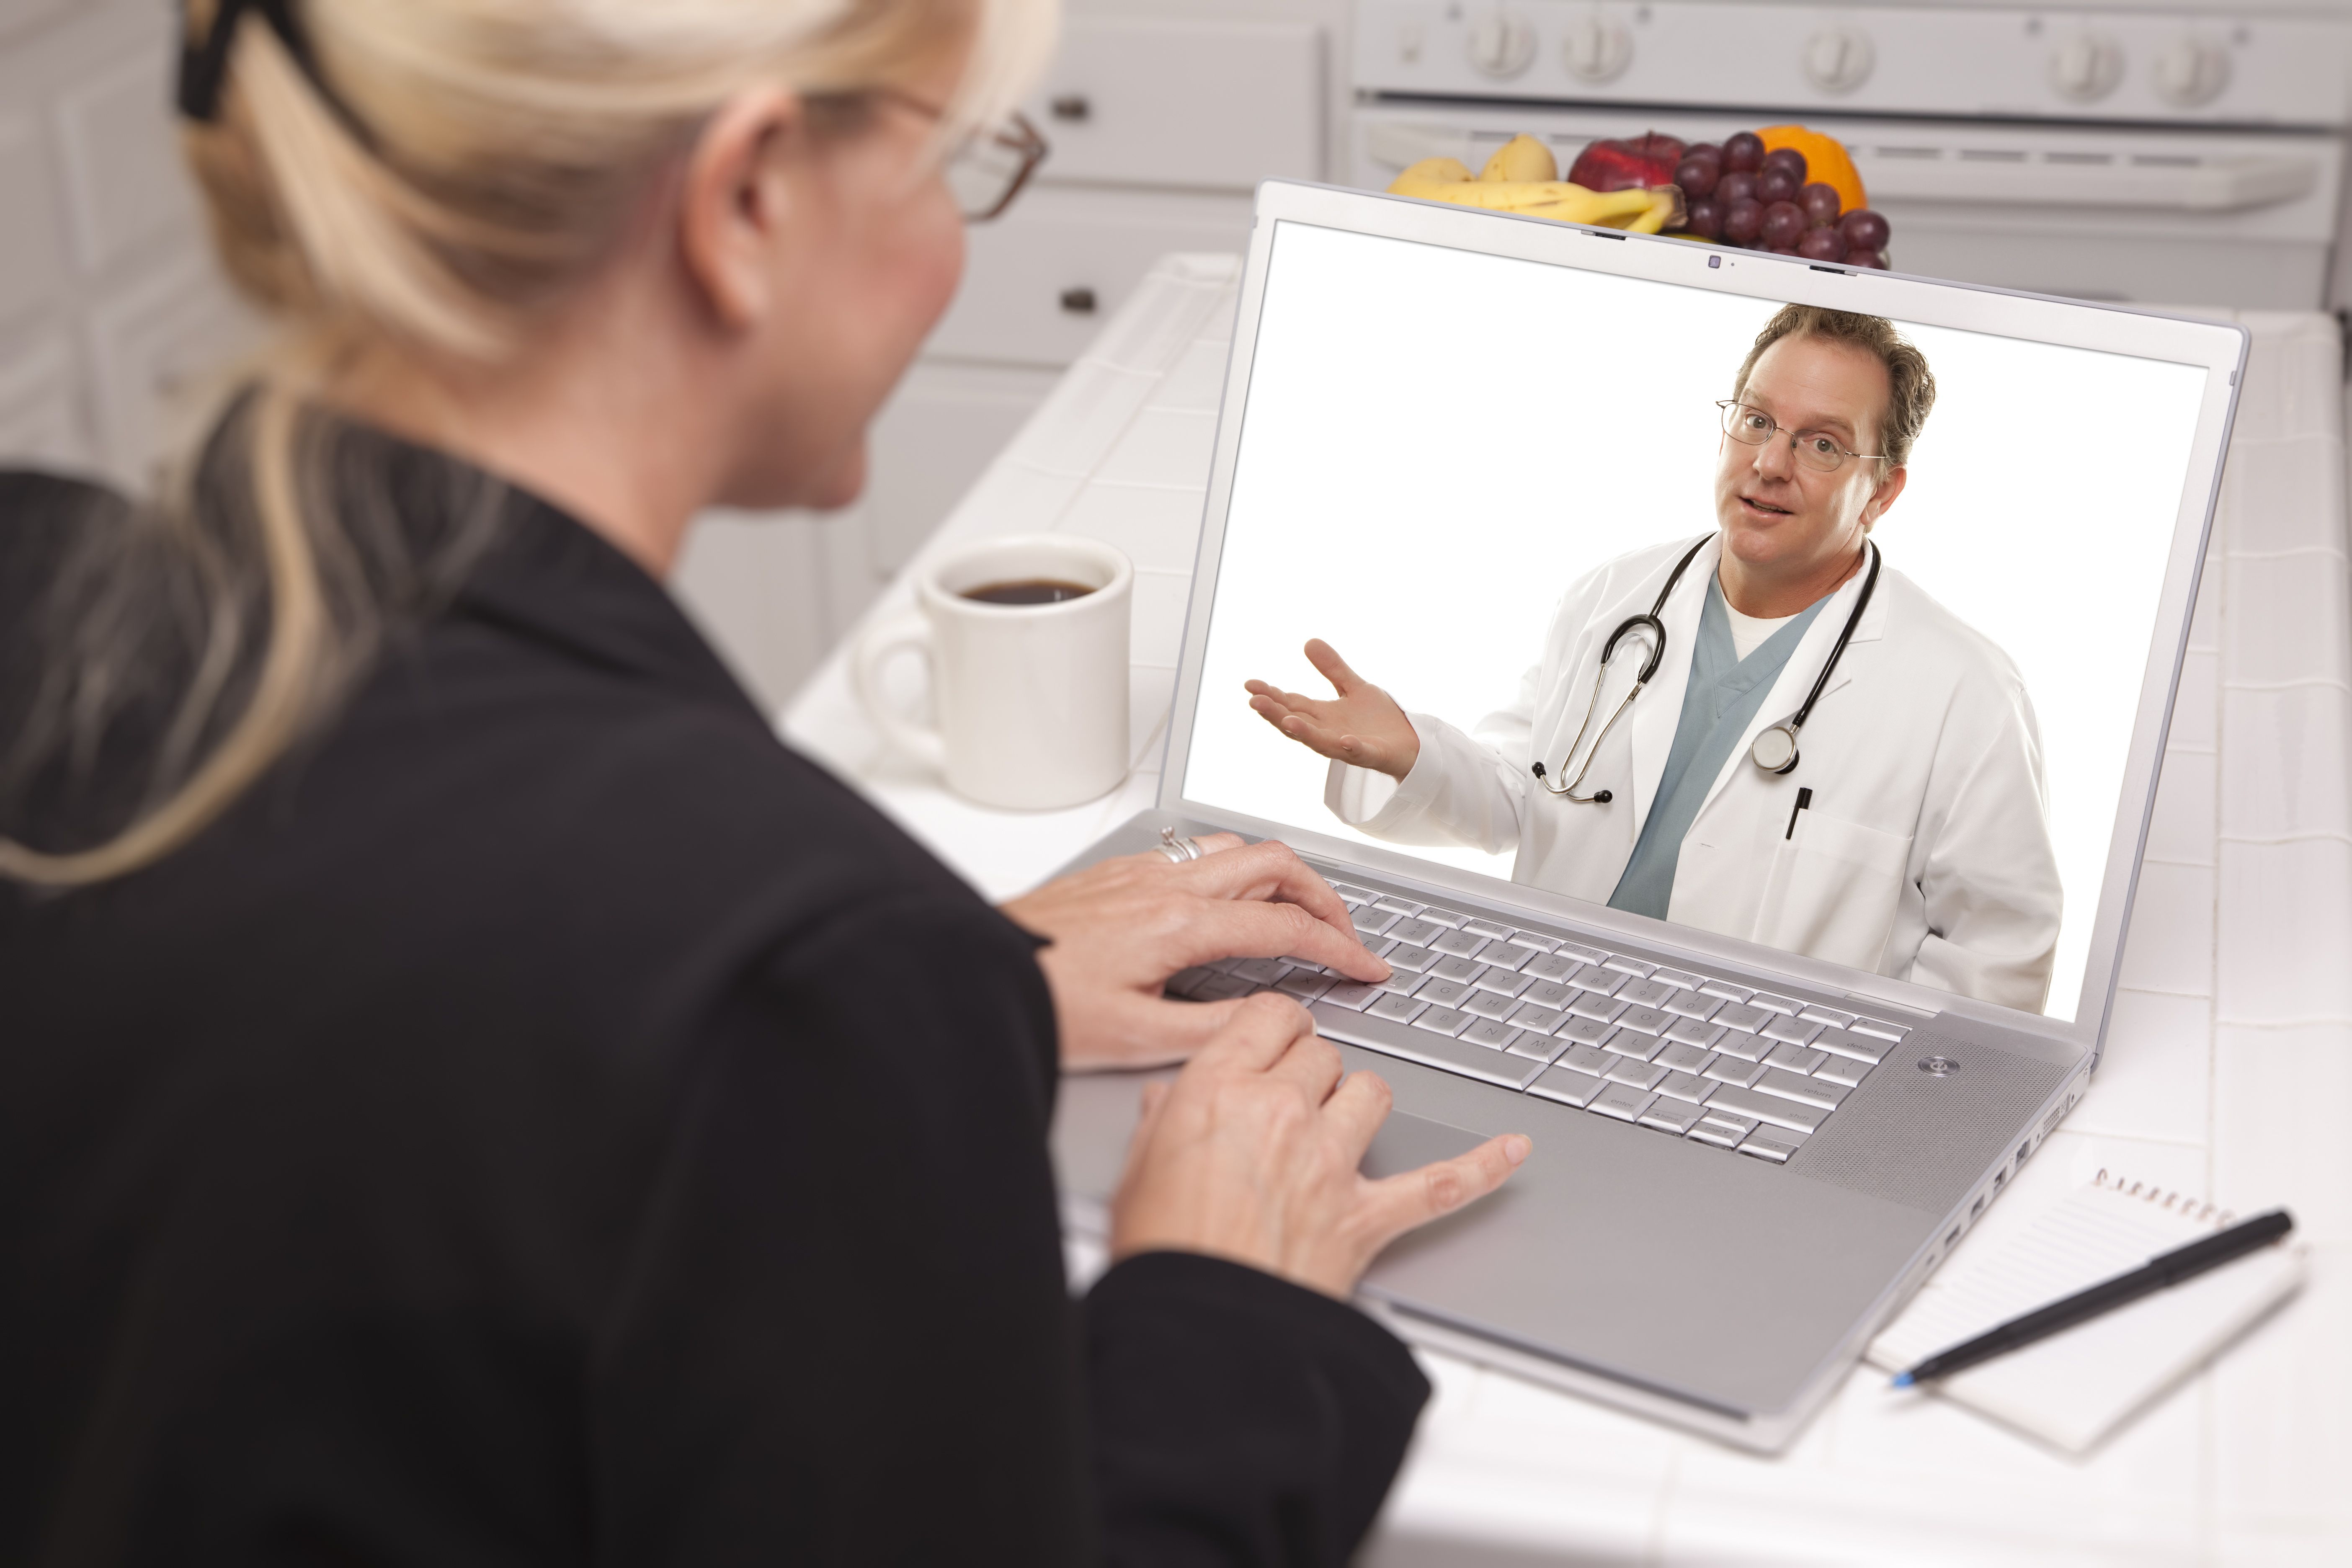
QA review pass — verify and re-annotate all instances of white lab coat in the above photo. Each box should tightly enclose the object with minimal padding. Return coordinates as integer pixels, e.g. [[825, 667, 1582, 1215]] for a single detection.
[[1327, 534, 2063, 1011]]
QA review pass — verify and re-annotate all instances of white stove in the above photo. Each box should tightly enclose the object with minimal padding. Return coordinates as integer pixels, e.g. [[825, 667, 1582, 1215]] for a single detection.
[[1351, 2, 2352, 306]]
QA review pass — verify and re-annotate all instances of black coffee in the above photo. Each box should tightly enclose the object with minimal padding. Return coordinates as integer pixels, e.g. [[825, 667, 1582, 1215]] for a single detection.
[[963, 578, 1096, 606]]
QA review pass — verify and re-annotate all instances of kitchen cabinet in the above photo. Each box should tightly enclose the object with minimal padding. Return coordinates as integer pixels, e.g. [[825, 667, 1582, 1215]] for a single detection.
[[0, 0, 1346, 715], [0, 3, 260, 497]]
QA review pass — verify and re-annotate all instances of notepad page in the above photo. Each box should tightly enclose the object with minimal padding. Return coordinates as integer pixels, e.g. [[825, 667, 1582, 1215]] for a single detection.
[[1865, 1181, 2304, 1454]]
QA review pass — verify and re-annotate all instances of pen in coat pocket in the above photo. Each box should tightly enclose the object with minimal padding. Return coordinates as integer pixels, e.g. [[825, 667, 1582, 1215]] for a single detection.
[[1785, 787, 1814, 841]]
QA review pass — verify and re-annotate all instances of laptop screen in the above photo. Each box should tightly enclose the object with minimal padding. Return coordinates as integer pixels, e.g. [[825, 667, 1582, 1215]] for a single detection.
[[1179, 219, 2213, 1023]]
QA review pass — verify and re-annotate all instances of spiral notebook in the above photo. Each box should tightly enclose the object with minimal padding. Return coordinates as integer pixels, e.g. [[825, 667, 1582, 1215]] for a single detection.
[[1865, 1171, 2306, 1454]]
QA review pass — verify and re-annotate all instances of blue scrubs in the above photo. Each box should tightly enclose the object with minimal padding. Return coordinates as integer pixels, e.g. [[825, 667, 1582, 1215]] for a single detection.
[[1607, 577, 1828, 920]]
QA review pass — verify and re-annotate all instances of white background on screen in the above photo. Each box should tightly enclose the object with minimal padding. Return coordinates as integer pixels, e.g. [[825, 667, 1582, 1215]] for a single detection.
[[1184, 222, 2208, 1021]]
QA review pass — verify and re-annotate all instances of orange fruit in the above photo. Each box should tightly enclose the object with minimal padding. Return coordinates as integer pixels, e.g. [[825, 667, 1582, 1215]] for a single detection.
[[1756, 125, 1867, 214]]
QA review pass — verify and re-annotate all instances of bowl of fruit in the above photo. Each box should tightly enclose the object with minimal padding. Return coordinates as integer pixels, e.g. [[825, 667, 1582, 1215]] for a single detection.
[[1386, 123, 1891, 269]]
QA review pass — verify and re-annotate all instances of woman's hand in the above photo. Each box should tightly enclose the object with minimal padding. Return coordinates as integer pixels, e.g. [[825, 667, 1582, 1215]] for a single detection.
[[1111, 994, 1529, 1298], [1003, 834, 1389, 1072], [1244, 639, 1421, 782]]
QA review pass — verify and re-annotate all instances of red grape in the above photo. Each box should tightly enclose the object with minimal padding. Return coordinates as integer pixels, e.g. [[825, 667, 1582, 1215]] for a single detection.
[[1756, 167, 1799, 206], [1796, 227, 1847, 262], [1684, 141, 1721, 164], [1674, 156, 1720, 199], [1760, 200, 1807, 249], [1718, 170, 1758, 206], [1763, 147, 1808, 184], [1722, 197, 1765, 245], [1838, 208, 1891, 253], [1799, 183, 1842, 227], [1850, 249, 1888, 269], [1683, 197, 1724, 240], [1721, 132, 1765, 173]]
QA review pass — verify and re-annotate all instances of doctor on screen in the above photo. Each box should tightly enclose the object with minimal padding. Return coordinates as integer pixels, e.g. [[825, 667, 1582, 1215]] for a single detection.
[[1245, 305, 2063, 1011]]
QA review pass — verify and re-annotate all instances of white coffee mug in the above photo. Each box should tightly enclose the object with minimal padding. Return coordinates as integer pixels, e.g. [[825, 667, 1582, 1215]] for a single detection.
[[853, 534, 1133, 810]]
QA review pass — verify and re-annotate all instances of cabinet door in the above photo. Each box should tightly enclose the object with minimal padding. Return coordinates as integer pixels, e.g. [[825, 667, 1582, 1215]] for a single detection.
[[670, 509, 844, 719], [88, 256, 265, 490], [1029, 16, 1323, 189], [0, 111, 68, 330], [863, 362, 1059, 577], [0, 334, 88, 470], [55, 46, 194, 273], [931, 186, 1251, 366]]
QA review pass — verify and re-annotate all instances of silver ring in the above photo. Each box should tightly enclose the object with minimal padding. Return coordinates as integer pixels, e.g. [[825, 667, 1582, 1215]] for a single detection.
[[1157, 825, 1205, 863]]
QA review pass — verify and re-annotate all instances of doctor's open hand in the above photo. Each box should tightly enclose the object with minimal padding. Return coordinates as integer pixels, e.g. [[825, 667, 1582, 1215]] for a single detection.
[[1245, 640, 1421, 781], [1112, 993, 1531, 1298], [1005, 835, 1393, 1072]]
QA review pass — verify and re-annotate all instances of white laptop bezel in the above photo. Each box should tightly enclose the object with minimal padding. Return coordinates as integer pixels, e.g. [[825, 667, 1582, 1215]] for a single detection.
[[1156, 179, 2249, 1065]]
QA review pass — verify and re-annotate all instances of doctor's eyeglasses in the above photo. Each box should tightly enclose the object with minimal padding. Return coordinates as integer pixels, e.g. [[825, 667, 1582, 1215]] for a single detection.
[[1717, 401, 1886, 474], [833, 88, 1050, 223]]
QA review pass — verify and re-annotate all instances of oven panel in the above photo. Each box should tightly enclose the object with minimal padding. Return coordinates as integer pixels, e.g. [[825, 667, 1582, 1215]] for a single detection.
[[1358, 2, 2352, 130], [1354, 103, 2343, 306]]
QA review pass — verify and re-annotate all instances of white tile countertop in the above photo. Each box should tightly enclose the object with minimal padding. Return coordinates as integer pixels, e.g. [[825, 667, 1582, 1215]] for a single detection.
[[783, 257, 2352, 1565]]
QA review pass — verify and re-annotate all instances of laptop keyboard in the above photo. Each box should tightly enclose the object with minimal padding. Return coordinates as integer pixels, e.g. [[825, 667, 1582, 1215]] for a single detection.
[[1165, 881, 1914, 1166]]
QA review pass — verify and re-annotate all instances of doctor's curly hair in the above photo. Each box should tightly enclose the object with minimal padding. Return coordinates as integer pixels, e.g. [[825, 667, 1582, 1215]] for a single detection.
[[1732, 305, 1936, 471]]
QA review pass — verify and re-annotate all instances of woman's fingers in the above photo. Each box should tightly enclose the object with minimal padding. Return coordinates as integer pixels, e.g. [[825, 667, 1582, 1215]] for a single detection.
[[1173, 898, 1389, 981], [1198, 990, 1318, 1074], [1320, 1067, 1397, 1163], [1176, 839, 1358, 939], [1065, 991, 1250, 1072], [1356, 1134, 1531, 1248], [1264, 1026, 1345, 1105]]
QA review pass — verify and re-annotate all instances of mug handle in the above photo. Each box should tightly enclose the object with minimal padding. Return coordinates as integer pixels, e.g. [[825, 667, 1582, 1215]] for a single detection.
[[851, 611, 948, 770]]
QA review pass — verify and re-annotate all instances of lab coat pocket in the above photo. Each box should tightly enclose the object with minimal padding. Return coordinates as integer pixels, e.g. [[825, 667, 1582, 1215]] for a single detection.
[[1754, 811, 1914, 974]]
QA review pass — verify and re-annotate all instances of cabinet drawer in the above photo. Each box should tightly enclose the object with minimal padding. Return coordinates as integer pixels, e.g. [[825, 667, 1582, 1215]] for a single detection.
[[1029, 17, 1323, 190], [929, 187, 1250, 366]]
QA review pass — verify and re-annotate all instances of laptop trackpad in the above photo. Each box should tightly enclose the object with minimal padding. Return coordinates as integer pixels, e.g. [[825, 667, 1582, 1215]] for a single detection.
[[1361, 1111, 1487, 1179]]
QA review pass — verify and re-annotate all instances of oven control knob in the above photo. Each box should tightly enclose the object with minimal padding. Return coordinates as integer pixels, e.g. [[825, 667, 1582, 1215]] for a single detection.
[[2049, 32, 2124, 103], [1802, 25, 1875, 94], [1466, 10, 1537, 79], [1562, 10, 1633, 84], [2153, 36, 2231, 108]]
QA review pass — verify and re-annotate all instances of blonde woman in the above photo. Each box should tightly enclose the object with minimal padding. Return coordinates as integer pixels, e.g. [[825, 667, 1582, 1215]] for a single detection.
[[0, 1, 1528, 1560]]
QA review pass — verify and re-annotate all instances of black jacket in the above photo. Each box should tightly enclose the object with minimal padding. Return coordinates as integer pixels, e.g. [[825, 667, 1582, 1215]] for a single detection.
[[0, 449, 1427, 1566]]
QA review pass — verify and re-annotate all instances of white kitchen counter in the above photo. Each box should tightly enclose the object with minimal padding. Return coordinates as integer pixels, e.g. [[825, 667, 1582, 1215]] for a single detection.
[[784, 256, 2352, 1565]]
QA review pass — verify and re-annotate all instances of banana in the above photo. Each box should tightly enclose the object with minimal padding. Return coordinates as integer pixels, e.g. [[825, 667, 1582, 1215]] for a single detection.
[[1387, 157, 1475, 196], [1387, 160, 1680, 233], [1620, 187, 1688, 235], [1479, 134, 1558, 184], [1416, 180, 1612, 211]]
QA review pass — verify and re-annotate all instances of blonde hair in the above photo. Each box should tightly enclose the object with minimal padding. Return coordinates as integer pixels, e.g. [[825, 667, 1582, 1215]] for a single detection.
[[0, 0, 1057, 888]]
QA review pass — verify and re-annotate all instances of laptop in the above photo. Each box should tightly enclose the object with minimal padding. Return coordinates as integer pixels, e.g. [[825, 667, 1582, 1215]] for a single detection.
[[1048, 180, 2245, 1452]]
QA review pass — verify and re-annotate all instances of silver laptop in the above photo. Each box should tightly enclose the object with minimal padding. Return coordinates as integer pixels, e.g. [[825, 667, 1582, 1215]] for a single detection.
[[1050, 180, 2245, 1452]]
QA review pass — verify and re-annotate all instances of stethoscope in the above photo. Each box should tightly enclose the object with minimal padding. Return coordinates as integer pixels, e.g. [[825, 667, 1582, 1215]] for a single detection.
[[1532, 535, 1883, 803]]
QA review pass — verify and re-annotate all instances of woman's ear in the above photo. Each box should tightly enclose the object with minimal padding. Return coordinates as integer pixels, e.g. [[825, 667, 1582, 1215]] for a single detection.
[[678, 88, 807, 333]]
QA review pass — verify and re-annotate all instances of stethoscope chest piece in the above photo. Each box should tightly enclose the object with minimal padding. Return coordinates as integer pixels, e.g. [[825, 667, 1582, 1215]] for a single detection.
[[1751, 722, 1800, 775]]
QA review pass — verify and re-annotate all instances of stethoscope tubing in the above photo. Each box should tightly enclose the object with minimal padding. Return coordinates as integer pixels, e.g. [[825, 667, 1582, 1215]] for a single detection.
[[1535, 534, 1880, 798], [1534, 536, 1708, 801]]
